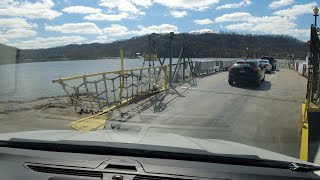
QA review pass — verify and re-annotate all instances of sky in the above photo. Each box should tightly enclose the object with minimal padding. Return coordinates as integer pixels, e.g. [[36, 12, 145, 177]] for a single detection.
[[0, 0, 317, 49]]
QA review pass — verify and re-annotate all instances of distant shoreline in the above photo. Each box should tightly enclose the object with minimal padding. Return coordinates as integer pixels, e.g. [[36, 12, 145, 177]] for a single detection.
[[1, 56, 296, 66], [7, 56, 296, 65], [0, 57, 143, 65]]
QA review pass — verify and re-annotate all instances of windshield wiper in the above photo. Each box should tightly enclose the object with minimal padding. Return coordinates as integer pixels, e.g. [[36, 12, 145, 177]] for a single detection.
[[289, 163, 320, 172], [0, 138, 319, 172]]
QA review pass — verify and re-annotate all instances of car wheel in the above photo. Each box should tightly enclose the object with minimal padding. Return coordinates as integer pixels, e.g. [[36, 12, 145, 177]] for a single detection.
[[228, 79, 234, 86]]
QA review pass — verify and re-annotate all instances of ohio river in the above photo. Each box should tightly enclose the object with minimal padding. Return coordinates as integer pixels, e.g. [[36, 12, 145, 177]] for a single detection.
[[0, 58, 238, 101]]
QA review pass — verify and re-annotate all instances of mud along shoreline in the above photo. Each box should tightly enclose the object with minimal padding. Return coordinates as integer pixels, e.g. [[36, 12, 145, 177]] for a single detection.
[[0, 96, 93, 133]]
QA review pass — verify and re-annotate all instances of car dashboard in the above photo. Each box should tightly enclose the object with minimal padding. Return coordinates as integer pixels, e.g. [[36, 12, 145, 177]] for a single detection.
[[1, 146, 320, 180]]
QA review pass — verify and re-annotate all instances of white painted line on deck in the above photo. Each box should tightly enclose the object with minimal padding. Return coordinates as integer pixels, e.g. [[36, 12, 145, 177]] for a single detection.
[[269, 74, 274, 81], [268, 70, 279, 81]]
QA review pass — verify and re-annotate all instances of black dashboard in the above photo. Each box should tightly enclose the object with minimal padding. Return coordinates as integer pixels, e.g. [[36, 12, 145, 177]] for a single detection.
[[1, 146, 320, 180]]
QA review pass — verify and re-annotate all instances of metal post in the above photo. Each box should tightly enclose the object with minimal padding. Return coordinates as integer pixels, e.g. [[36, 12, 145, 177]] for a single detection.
[[169, 32, 174, 85], [172, 45, 185, 82], [119, 48, 124, 101], [183, 57, 185, 80], [163, 65, 168, 90], [245, 47, 249, 60], [315, 15, 318, 26], [148, 35, 151, 68]]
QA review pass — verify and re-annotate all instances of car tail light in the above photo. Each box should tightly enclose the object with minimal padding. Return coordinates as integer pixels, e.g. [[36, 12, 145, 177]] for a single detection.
[[253, 67, 260, 72]]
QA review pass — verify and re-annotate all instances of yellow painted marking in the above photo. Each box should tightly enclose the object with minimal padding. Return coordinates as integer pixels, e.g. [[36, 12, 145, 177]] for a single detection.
[[67, 114, 106, 131], [66, 97, 135, 131], [300, 103, 309, 161]]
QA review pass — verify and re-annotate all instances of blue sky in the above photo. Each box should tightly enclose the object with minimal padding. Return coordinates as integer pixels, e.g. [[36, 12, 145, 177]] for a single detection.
[[0, 0, 317, 49]]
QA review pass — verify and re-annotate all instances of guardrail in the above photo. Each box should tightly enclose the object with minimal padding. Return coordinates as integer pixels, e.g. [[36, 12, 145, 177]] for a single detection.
[[52, 65, 168, 114], [194, 60, 236, 76], [277, 60, 308, 77], [277, 61, 291, 69]]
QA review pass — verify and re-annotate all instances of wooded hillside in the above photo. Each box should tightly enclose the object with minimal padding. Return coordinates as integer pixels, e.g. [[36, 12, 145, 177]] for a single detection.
[[0, 32, 307, 64]]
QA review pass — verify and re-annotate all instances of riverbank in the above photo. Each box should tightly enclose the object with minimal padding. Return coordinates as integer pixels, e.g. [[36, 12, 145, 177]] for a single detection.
[[0, 96, 94, 133]]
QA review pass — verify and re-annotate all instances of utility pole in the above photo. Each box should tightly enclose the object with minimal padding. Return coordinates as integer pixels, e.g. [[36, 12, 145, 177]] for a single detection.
[[314, 7, 319, 26], [309, 7, 320, 103]]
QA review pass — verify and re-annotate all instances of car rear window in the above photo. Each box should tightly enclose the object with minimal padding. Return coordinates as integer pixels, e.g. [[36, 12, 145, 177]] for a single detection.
[[234, 62, 257, 68], [262, 57, 274, 61]]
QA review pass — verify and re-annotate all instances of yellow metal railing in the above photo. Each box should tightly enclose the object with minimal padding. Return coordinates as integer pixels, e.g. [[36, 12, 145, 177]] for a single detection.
[[52, 65, 169, 114], [52, 66, 166, 83]]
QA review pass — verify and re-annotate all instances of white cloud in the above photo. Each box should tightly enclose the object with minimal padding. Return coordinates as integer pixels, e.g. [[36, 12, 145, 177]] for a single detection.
[[99, 0, 145, 15], [225, 21, 309, 40], [225, 23, 253, 30], [216, 12, 309, 40], [216, 0, 252, 10], [0, 18, 34, 29], [269, 0, 294, 9], [0, 38, 9, 44], [62, 6, 102, 14], [10, 36, 87, 49], [0, 18, 37, 42], [99, 24, 179, 38], [102, 24, 129, 36], [0, 28, 37, 40], [135, 24, 179, 35], [92, 36, 115, 43], [84, 12, 129, 21], [153, 0, 219, 10], [170, 10, 187, 18], [94, 35, 108, 42], [45, 22, 102, 34], [273, 2, 317, 19], [100, 24, 179, 38], [93, 0, 152, 18], [131, 0, 153, 8], [0, 0, 62, 20], [194, 18, 213, 25], [0, 0, 14, 7], [215, 12, 252, 22], [190, 29, 215, 34]]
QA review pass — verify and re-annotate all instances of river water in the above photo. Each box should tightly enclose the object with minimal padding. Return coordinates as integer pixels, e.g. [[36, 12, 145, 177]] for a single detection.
[[0, 58, 242, 102]]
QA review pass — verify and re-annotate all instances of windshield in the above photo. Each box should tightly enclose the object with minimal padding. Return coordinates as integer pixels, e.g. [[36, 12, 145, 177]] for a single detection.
[[234, 61, 257, 68], [0, 0, 319, 166]]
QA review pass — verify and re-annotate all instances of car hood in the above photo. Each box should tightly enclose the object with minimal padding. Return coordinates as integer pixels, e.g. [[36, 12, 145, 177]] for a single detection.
[[0, 130, 312, 165]]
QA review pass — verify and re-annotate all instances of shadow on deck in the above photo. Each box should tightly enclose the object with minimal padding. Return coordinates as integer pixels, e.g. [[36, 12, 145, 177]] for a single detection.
[[307, 109, 320, 163], [233, 81, 272, 91]]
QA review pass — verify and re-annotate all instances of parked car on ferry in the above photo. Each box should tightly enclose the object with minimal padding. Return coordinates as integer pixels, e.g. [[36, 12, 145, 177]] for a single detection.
[[258, 59, 272, 73], [228, 60, 265, 87], [261, 56, 277, 70]]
